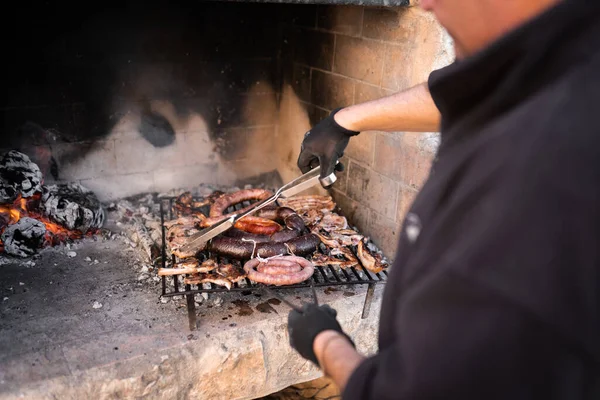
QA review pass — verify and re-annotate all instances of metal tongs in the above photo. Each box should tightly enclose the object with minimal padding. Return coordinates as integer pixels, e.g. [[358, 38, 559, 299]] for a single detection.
[[179, 164, 338, 255]]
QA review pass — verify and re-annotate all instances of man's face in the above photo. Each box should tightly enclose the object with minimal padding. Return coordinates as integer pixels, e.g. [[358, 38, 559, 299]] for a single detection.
[[419, 0, 495, 59], [420, 0, 559, 59]]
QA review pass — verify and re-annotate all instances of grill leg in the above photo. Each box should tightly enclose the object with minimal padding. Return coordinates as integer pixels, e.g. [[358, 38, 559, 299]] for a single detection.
[[185, 284, 197, 331], [361, 283, 376, 319]]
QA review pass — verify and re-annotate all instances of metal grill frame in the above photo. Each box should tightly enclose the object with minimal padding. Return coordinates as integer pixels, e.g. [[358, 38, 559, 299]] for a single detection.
[[158, 196, 388, 330]]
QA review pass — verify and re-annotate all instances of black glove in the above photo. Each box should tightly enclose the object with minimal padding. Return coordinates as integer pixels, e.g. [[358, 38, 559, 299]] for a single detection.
[[287, 303, 354, 365], [297, 108, 359, 181]]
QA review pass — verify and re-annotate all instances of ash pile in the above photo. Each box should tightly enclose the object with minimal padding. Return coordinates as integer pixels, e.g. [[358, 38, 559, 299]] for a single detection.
[[0, 150, 104, 258]]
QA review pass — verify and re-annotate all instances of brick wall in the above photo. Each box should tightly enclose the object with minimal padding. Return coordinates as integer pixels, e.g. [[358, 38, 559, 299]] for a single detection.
[[1, 2, 283, 200], [277, 4, 454, 258]]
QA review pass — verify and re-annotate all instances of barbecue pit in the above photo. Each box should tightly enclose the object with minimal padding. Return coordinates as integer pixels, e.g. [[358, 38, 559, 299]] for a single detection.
[[0, 0, 452, 398], [159, 193, 389, 331]]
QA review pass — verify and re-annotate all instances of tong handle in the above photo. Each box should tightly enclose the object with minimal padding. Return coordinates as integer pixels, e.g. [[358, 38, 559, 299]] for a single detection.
[[237, 167, 322, 220], [319, 172, 337, 188], [235, 194, 278, 221], [279, 166, 322, 194]]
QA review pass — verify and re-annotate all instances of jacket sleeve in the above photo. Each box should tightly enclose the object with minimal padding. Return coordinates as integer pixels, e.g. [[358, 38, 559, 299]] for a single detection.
[[342, 270, 587, 399]]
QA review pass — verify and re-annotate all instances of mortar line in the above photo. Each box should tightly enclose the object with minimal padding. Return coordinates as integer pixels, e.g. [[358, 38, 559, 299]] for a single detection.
[[308, 67, 313, 100], [368, 130, 376, 166], [395, 184, 403, 223], [296, 26, 410, 46], [392, 178, 400, 225], [364, 207, 373, 231], [359, 6, 365, 37], [350, 158, 403, 220], [369, 207, 399, 233], [343, 153, 375, 170], [332, 33, 337, 73], [298, 100, 328, 114], [301, 65, 398, 92], [379, 42, 388, 88]]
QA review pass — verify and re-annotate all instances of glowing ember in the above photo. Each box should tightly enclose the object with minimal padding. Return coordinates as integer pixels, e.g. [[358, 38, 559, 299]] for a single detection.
[[0, 193, 94, 251], [0, 151, 103, 256]]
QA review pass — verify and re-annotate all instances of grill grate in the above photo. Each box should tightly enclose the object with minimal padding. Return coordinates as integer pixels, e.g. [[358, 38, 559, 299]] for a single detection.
[[159, 195, 388, 330]]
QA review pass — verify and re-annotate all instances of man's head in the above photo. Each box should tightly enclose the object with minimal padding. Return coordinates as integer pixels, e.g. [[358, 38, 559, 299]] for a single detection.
[[420, 0, 560, 59]]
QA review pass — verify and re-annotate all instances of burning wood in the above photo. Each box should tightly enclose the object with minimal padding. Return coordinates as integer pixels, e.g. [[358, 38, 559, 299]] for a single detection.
[[1, 217, 46, 257], [0, 179, 18, 204], [0, 150, 104, 257], [41, 183, 105, 232], [0, 150, 43, 200]]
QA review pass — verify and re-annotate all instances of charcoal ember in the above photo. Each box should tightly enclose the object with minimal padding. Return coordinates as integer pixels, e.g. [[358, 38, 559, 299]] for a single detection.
[[2, 217, 46, 257], [41, 183, 105, 232], [0, 150, 43, 198], [0, 179, 18, 203]]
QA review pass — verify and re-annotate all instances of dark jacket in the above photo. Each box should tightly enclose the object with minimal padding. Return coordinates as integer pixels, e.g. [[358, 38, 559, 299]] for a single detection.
[[343, 1, 600, 398]]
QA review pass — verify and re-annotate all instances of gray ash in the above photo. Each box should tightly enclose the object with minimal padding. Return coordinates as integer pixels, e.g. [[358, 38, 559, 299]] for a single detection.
[[0, 179, 18, 203], [42, 183, 105, 233], [2, 217, 46, 257], [0, 150, 43, 199]]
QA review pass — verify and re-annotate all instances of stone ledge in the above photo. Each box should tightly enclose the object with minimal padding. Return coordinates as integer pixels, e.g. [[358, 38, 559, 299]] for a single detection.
[[0, 239, 384, 400]]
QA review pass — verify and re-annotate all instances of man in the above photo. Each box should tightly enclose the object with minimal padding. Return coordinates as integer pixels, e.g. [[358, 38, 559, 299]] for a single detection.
[[287, 0, 600, 398]]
